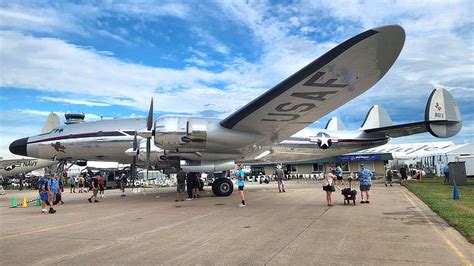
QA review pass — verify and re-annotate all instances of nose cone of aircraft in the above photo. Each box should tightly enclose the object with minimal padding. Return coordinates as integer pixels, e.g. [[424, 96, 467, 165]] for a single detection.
[[9, 137, 28, 156]]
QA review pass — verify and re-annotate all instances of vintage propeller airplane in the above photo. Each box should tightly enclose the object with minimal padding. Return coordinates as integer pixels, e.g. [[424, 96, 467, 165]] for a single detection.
[[9, 25, 462, 196]]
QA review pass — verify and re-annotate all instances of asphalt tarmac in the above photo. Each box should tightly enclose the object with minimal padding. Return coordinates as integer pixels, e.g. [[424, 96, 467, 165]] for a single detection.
[[1, 180, 472, 265]]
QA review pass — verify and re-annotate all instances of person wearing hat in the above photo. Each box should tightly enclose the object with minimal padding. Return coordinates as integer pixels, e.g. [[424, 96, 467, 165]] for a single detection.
[[275, 164, 286, 193], [358, 164, 373, 204]]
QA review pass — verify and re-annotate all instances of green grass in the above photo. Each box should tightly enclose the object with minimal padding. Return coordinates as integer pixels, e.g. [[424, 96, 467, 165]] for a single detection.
[[404, 176, 474, 243]]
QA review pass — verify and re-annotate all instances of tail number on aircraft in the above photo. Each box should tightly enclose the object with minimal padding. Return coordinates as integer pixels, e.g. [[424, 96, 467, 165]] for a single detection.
[[261, 72, 348, 122]]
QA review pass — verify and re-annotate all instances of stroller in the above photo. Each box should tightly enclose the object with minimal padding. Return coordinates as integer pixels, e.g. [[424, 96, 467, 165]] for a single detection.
[[341, 177, 357, 205]]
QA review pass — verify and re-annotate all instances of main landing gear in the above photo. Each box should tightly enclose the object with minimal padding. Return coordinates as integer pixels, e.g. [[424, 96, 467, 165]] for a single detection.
[[211, 178, 233, 197]]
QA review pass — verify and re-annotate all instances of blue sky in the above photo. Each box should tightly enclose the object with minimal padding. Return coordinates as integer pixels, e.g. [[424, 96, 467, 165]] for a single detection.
[[0, 0, 473, 158]]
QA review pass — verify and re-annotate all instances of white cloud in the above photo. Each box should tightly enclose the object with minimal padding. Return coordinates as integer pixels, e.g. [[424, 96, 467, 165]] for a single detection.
[[38, 96, 111, 107]]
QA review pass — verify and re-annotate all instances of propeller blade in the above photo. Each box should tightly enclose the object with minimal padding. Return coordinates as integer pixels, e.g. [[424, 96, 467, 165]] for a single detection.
[[147, 98, 153, 131], [131, 156, 136, 180], [146, 138, 151, 180], [133, 131, 138, 151]]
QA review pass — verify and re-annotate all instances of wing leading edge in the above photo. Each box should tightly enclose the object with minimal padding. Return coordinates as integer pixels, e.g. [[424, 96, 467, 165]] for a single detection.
[[220, 25, 405, 144]]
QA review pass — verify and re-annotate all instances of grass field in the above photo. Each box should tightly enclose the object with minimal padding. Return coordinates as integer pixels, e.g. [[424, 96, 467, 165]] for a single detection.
[[404, 176, 474, 243]]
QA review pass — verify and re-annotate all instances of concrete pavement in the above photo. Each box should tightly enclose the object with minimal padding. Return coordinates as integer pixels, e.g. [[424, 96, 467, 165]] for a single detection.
[[0, 181, 472, 265]]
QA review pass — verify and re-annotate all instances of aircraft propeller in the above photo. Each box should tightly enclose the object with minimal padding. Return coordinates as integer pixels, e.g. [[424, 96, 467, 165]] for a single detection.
[[137, 98, 154, 180]]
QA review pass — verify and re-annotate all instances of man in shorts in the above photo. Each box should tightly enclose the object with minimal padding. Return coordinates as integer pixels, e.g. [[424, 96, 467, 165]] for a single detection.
[[275, 164, 286, 193], [358, 164, 373, 204], [47, 174, 59, 213], [176, 168, 186, 202], [88, 175, 100, 203], [38, 176, 49, 213], [236, 164, 246, 207]]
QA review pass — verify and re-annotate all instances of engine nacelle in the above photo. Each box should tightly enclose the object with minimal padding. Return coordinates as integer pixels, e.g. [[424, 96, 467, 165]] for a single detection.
[[154, 116, 206, 152], [154, 116, 261, 152], [181, 159, 235, 172]]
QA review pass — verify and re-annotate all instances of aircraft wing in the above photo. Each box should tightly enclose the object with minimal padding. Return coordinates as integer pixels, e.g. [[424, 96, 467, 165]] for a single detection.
[[220, 25, 405, 144]]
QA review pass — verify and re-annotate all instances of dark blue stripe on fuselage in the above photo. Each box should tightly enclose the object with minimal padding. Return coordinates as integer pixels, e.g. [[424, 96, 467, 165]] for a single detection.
[[27, 131, 127, 144]]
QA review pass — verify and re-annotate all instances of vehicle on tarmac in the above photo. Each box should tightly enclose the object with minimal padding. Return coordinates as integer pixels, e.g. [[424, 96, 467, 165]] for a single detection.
[[9, 25, 462, 197]]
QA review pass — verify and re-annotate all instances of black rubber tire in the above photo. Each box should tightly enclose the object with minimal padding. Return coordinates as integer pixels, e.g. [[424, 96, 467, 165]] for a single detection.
[[212, 178, 233, 197]]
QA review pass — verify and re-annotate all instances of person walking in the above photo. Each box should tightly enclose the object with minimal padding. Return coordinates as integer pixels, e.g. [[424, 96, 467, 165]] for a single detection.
[[88, 175, 99, 203], [47, 174, 59, 213], [38, 176, 49, 213], [323, 168, 336, 206], [358, 164, 373, 204], [175, 168, 186, 202], [275, 164, 286, 193], [443, 164, 450, 183], [385, 168, 393, 187], [236, 164, 246, 207]]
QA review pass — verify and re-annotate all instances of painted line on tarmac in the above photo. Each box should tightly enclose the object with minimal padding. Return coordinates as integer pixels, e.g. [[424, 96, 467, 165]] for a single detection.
[[0, 206, 151, 240], [36, 195, 272, 265], [401, 189, 472, 266]]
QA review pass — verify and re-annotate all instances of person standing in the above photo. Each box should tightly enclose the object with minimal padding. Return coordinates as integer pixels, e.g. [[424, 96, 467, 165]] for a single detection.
[[78, 175, 84, 193], [335, 164, 344, 190], [275, 165, 286, 193], [193, 172, 200, 198], [358, 164, 373, 204], [69, 175, 76, 193], [186, 172, 194, 200], [385, 168, 393, 187], [88, 175, 99, 203], [175, 168, 186, 202], [98, 174, 105, 198], [119, 173, 127, 197], [443, 164, 450, 183], [323, 168, 336, 206], [399, 166, 408, 184], [236, 164, 246, 207]]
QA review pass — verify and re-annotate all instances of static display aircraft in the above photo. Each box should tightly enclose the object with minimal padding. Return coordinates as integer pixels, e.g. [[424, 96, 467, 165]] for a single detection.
[[0, 158, 56, 178], [9, 25, 462, 196]]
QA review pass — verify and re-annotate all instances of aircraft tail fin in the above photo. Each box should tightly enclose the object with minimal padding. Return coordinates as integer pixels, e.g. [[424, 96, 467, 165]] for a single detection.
[[41, 112, 60, 133], [325, 117, 346, 130], [362, 88, 462, 138], [360, 105, 393, 130]]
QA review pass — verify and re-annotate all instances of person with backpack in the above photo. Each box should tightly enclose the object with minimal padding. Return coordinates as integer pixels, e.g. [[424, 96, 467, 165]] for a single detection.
[[46, 174, 59, 213], [38, 176, 49, 213]]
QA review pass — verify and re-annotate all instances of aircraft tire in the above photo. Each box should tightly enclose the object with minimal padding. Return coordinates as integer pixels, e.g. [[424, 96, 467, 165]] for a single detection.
[[212, 178, 233, 197]]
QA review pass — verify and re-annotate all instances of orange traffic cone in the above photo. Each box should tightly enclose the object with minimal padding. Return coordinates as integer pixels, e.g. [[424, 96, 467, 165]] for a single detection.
[[22, 196, 28, 208]]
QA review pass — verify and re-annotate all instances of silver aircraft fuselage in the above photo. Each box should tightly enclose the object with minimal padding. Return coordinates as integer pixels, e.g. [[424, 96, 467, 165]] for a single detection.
[[9, 116, 388, 167]]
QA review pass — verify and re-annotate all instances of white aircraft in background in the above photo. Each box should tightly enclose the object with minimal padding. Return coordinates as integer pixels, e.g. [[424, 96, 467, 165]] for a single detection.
[[0, 158, 56, 178], [9, 25, 462, 196]]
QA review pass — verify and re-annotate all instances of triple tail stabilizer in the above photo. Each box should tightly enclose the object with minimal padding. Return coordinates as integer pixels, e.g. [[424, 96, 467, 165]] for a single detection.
[[362, 88, 462, 138]]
